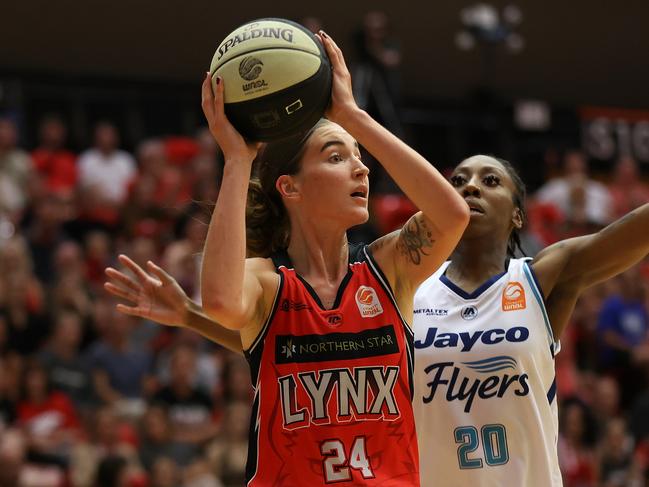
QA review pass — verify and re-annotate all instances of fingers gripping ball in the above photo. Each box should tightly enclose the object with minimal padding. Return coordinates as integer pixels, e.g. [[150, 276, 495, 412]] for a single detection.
[[210, 18, 332, 141]]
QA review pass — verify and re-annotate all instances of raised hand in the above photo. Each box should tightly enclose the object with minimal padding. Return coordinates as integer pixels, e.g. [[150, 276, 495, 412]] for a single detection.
[[104, 254, 190, 327], [201, 73, 261, 164], [315, 31, 361, 126]]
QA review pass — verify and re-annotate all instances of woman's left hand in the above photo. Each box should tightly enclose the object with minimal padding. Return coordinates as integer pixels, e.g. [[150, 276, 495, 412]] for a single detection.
[[316, 31, 361, 126]]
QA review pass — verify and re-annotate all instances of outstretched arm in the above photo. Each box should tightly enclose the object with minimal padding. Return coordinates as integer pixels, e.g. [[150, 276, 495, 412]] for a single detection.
[[318, 32, 469, 295], [105, 255, 243, 354], [533, 203, 649, 337]]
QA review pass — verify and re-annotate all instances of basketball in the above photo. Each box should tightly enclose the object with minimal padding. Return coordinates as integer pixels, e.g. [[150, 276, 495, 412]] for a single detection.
[[209, 18, 332, 142]]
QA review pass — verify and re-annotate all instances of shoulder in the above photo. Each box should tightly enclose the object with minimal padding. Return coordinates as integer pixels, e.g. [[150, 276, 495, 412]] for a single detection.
[[245, 256, 277, 280]]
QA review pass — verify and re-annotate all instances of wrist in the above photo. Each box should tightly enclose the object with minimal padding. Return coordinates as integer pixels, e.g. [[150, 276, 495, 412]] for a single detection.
[[334, 107, 369, 133], [224, 156, 255, 168], [181, 299, 202, 328]]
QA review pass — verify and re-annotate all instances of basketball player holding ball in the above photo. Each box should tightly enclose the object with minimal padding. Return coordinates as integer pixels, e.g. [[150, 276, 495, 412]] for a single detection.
[[108, 29, 468, 486]]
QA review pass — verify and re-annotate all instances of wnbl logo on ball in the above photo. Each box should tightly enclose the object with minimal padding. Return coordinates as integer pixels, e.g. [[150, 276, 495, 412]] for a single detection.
[[239, 56, 263, 80], [239, 56, 269, 92]]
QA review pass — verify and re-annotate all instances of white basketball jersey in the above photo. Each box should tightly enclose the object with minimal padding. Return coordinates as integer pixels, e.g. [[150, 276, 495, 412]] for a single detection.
[[413, 258, 562, 487]]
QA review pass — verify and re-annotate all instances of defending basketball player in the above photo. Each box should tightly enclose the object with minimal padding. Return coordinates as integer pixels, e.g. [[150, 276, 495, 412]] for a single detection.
[[107, 31, 468, 486], [108, 154, 648, 486], [411, 155, 648, 486]]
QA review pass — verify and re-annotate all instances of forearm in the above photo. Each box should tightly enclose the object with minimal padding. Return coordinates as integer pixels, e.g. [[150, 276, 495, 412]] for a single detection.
[[580, 203, 649, 286], [200, 160, 252, 317], [184, 301, 243, 354], [341, 110, 468, 232]]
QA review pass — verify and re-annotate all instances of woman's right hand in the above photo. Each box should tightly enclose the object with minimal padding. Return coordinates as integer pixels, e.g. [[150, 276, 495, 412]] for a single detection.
[[201, 73, 260, 164], [104, 254, 190, 327]]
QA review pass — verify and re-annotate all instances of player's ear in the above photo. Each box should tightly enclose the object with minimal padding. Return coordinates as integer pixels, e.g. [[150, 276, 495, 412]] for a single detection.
[[512, 207, 523, 229], [276, 175, 300, 200]]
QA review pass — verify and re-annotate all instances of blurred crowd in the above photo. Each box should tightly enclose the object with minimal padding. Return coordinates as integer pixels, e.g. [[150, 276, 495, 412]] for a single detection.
[[0, 12, 648, 487]]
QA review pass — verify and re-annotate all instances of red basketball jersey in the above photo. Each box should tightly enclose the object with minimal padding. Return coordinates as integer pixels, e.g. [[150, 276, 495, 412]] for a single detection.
[[244, 244, 419, 486]]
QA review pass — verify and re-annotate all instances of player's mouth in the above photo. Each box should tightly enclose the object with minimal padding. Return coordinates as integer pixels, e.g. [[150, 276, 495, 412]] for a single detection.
[[351, 186, 368, 200], [465, 199, 485, 215]]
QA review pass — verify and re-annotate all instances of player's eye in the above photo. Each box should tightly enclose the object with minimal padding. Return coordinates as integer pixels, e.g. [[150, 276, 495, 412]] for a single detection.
[[450, 175, 466, 187], [483, 175, 500, 186], [329, 153, 344, 163]]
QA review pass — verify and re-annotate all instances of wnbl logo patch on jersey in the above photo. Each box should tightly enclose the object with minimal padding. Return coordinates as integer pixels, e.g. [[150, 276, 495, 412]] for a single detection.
[[502, 281, 526, 311], [355, 286, 383, 317]]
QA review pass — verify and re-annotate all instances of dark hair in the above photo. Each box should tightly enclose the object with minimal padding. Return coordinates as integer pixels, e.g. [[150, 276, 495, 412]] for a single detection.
[[493, 157, 527, 258], [95, 455, 128, 487], [246, 118, 332, 257]]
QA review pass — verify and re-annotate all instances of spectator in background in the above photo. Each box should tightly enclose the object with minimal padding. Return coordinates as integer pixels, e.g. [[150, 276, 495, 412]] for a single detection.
[[558, 398, 599, 486], [84, 230, 113, 290], [16, 359, 80, 466], [597, 417, 636, 487], [596, 265, 649, 406], [352, 11, 403, 137], [85, 304, 153, 418], [0, 117, 32, 221], [49, 241, 94, 326], [535, 150, 613, 228], [608, 156, 649, 219], [24, 191, 71, 285], [125, 138, 193, 239], [162, 207, 208, 300], [154, 328, 222, 398], [77, 122, 137, 228], [31, 114, 77, 194], [152, 344, 220, 447], [139, 403, 198, 472], [220, 354, 252, 405], [206, 401, 250, 487], [1, 236, 47, 356], [37, 309, 93, 411], [122, 139, 174, 239], [70, 406, 143, 487]]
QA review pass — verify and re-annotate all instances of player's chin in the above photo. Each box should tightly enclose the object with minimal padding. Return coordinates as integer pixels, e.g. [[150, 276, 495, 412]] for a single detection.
[[463, 215, 490, 235], [344, 206, 369, 226]]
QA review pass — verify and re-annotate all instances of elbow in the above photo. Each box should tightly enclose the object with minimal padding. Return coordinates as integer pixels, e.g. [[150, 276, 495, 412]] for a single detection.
[[201, 294, 243, 330]]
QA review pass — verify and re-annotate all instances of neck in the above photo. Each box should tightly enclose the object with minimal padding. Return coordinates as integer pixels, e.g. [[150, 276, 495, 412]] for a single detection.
[[447, 235, 510, 283], [286, 216, 349, 285]]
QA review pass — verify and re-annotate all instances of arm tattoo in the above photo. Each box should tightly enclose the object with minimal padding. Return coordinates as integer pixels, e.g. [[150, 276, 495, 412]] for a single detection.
[[396, 217, 435, 265]]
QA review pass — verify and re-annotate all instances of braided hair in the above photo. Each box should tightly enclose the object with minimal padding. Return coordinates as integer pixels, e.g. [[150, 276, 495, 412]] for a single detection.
[[493, 157, 527, 257]]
